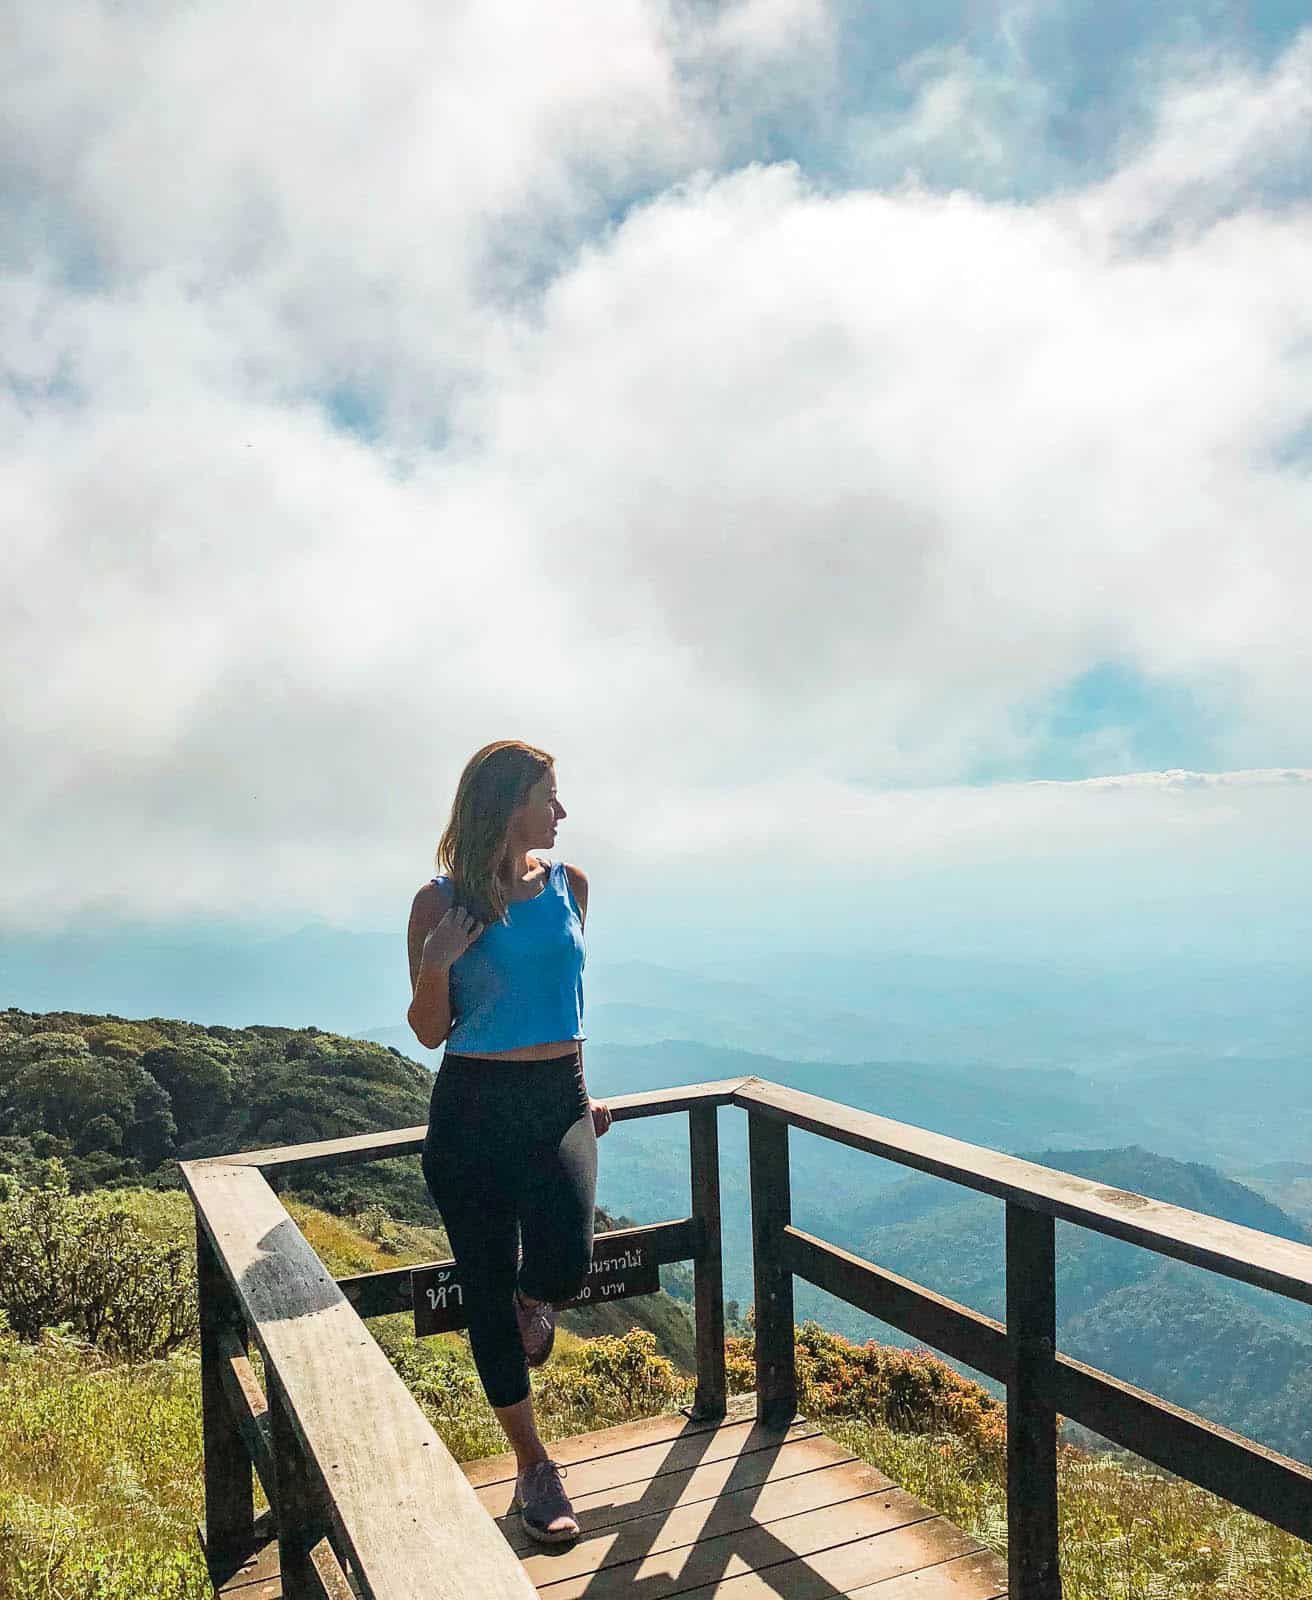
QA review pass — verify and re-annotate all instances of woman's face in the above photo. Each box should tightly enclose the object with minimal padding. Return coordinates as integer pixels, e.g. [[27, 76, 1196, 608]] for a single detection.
[[512, 767, 567, 848]]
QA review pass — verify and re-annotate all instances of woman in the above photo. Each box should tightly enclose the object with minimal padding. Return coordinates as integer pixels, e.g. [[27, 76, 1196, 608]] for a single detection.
[[406, 739, 610, 1545]]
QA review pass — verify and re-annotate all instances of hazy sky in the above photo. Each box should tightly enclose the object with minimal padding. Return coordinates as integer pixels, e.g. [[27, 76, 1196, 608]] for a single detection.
[[3, 2, 1309, 980]]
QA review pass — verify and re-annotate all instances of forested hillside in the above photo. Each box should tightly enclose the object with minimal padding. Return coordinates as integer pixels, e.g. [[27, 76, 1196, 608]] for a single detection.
[[0, 1008, 693, 1360]]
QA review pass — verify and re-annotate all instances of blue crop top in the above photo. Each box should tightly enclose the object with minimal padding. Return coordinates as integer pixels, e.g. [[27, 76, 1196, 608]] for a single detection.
[[437, 859, 586, 1054]]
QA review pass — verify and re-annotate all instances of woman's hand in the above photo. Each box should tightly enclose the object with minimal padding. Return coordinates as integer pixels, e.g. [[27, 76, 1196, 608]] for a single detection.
[[421, 905, 485, 969], [590, 1099, 612, 1139]]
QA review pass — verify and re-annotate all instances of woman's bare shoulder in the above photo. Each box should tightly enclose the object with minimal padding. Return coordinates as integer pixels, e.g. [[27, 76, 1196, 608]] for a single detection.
[[410, 877, 453, 924]]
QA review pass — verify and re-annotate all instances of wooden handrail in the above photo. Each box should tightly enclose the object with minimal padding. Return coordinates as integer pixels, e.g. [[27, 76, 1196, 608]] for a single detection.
[[201, 1078, 750, 1178], [731, 1076, 1312, 1305]]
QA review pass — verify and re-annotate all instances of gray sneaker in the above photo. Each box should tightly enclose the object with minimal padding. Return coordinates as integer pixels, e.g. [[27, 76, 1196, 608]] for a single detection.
[[513, 1459, 579, 1544], [514, 1288, 556, 1367]]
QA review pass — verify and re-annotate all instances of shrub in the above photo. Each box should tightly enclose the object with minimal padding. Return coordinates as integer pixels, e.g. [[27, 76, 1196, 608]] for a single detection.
[[542, 1328, 692, 1430], [0, 1164, 197, 1360]]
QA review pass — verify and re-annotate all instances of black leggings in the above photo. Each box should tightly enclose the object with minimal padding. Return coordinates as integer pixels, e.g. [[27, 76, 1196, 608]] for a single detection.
[[420, 1050, 597, 1409]]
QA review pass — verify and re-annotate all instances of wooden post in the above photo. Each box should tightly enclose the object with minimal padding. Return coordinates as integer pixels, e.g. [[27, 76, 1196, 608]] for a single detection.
[[688, 1104, 726, 1420], [268, 1368, 322, 1600], [1006, 1203, 1063, 1599], [197, 1225, 255, 1571], [748, 1111, 796, 1428]]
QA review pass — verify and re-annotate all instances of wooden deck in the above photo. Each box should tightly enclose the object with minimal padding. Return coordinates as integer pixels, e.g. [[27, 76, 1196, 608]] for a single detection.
[[203, 1395, 1006, 1598]]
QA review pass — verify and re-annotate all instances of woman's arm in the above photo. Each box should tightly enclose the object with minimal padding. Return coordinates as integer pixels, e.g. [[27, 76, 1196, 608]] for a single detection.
[[406, 882, 455, 1049]]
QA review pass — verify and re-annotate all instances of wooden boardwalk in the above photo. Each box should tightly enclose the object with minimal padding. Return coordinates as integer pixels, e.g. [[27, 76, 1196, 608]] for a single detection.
[[465, 1397, 1007, 1599], [205, 1395, 1006, 1598]]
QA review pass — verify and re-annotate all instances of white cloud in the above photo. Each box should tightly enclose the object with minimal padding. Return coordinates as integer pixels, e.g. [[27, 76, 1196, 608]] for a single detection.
[[2, 6, 1310, 931]]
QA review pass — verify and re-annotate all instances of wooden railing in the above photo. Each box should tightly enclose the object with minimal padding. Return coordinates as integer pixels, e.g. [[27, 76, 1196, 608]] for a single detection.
[[182, 1072, 1312, 1600]]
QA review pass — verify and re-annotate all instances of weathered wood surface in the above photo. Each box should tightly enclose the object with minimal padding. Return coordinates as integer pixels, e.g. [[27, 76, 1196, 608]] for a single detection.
[[181, 1158, 537, 1600], [732, 1077, 1312, 1305], [467, 1405, 1007, 1598]]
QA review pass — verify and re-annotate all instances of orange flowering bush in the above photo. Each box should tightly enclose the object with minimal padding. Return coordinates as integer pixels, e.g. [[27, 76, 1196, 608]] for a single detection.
[[727, 1321, 1008, 1473]]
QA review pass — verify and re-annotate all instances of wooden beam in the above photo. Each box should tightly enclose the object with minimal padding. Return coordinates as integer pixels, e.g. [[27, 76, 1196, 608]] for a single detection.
[[780, 1226, 1007, 1380], [748, 1110, 796, 1428], [215, 1326, 276, 1514], [1054, 1353, 1312, 1544], [180, 1159, 538, 1600], [197, 1226, 256, 1573], [269, 1366, 323, 1600], [732, 1078, 1312, 1307], [1006, 1204, 1062, 1599], [689, 1103, 727, 1421]]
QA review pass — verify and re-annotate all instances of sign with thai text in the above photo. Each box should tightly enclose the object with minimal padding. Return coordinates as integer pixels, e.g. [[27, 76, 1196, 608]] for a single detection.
[[412, 1231, 661, 1337]]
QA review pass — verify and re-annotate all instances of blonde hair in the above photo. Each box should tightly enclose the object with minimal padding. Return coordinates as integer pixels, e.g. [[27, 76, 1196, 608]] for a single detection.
[[436, 740, 555, 925]]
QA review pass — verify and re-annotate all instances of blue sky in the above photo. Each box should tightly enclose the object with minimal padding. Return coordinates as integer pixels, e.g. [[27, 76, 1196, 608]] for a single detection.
[[1, 0, 1309, 1025]]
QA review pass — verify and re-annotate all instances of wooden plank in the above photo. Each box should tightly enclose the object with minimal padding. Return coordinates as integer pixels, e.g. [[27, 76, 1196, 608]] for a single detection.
[[733, 1078, 1312, 1307], [535, 1504, 975, 1600], [181, 1159, 537, 1600], [748, 1111, 796, 1428], [488, 1432, 866, 1550], [465, 1395, 808, 1490], [689, 1103, 727, 1421], [514, 1459, 901, 1588], [1005, 1205, 1060, 1600], [209, 1080, 749, 1177], [1054, 1351, 1312, 1543], [844, 1550, 1008, 1599], [198, 1226, 257, 1573], [216, 1326, 278, 1515], [781, 1227, 1008, 1381]]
